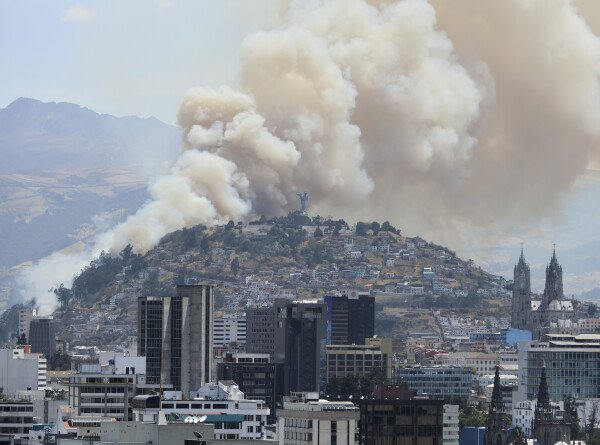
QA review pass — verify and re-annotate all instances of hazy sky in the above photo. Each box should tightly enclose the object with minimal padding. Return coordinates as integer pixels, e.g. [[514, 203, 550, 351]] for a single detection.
[[0, 1, 271, 124]]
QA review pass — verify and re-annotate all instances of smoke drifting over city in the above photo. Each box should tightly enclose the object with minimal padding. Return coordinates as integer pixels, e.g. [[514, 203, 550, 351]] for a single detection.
[[22, 0, 600, 314]]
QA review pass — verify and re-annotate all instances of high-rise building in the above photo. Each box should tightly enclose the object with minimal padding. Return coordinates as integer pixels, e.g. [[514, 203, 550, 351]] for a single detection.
[[324, 293, 374, 345], [217, 352, 284, 423], [18, 308, 35, 340], [275, 299, 327, 394], [245, 307, 276, 356], [29, 316, 56, 358], [138, 284, 214, 394]]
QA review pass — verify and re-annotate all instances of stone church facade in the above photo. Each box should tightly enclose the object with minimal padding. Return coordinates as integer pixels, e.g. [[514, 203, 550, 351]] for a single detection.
[[511, 249, 577, 340]]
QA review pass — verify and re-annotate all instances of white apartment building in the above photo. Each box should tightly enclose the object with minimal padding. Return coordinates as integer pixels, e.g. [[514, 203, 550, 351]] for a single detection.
[[134, 381, 269, 441], [437, 352, 500, 377], [0, 347, 46, 398], [443, 404, 459, 445], [277, 392, 359, 445], [68, 357, 151, 421], [213, 313, 247, 348], [512, 400, 565, 437]]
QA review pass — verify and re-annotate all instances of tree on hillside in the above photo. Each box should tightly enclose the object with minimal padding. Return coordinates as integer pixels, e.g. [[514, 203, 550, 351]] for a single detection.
[[54, 284, 73, 308], [200, 236, 210, 252], [356, 222, 368, 236], [231, 258, 240, 276], [314, 227, 323, 238], [182, 228, 197, 250]]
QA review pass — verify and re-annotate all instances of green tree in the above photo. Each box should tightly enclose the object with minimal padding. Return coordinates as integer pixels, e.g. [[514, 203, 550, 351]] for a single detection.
[[231, 258, 240, 276], [200, 236, 210, 252], [355, 222, 368, 236], [314, 227, 324, 238], [17, 333, 27, 345]]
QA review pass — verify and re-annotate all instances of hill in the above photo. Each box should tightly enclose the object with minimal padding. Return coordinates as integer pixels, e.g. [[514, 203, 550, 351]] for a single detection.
[[0, 98, 180, 269], [0, 98, 180, 308], [2, 215, 512, 349]]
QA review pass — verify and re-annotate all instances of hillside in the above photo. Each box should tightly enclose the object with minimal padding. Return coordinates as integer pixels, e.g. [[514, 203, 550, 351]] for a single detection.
[[0, 97, 181, 308], [0, 98, 180, 269], [5, 215, 512, 349]]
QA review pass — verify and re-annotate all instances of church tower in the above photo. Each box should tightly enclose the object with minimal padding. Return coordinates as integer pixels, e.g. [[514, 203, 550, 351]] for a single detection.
[[533, 364, 571, 445], [485, 367, 509, 445], [512, 247, 531, 330], [542, 247, 564, 308]]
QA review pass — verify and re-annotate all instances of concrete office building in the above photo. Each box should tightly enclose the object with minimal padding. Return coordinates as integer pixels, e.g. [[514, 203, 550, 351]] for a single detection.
[[18, 308, 35, 340], [275, 299, 327, 394], [0, 347, 46, 398], [0, 401, 34, 441], [326, 337, 393, 383], [324, 293, 374, 345], [138, 284, 214, 394], [278, 392, 359, 445], [395, 366, 474, 399], [245, 307, 276, 356], [217, 352, 284, 423], [28, 317, 56, 358], [213, 313, 246, 348], [517, 334, 600, 402]]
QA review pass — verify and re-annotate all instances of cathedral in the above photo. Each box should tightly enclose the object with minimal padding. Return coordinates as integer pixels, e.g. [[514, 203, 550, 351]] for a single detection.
[[511, 248, 577, 340]]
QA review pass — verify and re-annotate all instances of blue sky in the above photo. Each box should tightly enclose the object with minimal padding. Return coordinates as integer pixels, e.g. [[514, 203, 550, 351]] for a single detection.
[[0, 1, 270, 123]]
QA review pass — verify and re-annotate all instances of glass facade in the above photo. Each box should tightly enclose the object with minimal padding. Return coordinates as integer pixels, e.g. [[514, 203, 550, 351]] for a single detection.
[[395, 367, 473, 398]]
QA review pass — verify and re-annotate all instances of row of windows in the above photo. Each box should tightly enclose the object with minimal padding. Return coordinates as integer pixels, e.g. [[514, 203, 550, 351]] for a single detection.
[[162, 403, 229, 409], [284, 418, 313, 428]]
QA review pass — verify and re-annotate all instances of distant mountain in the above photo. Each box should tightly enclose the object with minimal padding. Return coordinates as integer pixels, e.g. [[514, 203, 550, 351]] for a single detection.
[[0, 98, 180, 269], [0, 97, 179, 175]]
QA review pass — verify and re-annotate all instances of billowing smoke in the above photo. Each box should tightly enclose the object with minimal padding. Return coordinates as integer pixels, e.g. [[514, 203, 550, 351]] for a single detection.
[[21, 0, 600, 314]]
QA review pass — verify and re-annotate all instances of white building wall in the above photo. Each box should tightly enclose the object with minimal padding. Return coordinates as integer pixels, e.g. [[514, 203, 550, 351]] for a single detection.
[[0, 349, 45, 398], [443, 405, 459, 445], [213, 313, 247, 347]]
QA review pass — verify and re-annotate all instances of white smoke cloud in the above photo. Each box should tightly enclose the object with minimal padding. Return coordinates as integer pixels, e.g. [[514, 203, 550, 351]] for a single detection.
[[22, 0, 600, 314]]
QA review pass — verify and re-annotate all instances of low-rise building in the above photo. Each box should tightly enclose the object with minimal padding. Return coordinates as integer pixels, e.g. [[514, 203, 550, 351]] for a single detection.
[[437, 352, 499, 377], [278, 392, 359, 445], [395, 366, 473, 399], [358, 384, 444, 445], [133, 381, 270, 441], [326, 338, 393, 383]]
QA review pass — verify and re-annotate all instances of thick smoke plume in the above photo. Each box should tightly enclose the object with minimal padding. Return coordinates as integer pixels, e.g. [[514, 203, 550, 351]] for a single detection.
[[22, 0, 600, 314]]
